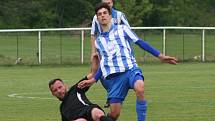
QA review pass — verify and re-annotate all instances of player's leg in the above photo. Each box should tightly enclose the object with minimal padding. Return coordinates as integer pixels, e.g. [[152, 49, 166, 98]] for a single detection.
[[129, 67, 147, 121], [107, 103, 121, 121], [73, 118, 87, 121], [91, 107, 113, 121], [134, 79, 145, 100], [102, 72, 129, 120], [106, 74, 129, 120], [134, 79, 147, 121], [100, 78, 110, 108]]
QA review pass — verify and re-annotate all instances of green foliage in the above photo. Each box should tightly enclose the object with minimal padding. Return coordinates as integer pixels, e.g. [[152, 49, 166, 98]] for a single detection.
[[115, 0, 152, 26], [54, 0, 94, 27], [145, 0, 215, 26], [0, 0, 95, 28], [0, 0, 214, 28]]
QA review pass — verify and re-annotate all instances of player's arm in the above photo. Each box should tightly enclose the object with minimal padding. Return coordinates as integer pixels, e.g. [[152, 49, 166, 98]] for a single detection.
[[90, 35, 97, 60], [122, 25, 159, 56], [78, 67, 102, 89], [90, 16, 100, 75], [123, 25, 177, 64], [135, 40, 177, 64], [76, 76, 91, 92], [90, 16, 99, 61], [135, 40, 160, 57]]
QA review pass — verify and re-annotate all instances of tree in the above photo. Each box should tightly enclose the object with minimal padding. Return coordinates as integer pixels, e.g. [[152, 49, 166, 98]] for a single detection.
[[0, 0, 214, 28], [114, 0, 153, 26]]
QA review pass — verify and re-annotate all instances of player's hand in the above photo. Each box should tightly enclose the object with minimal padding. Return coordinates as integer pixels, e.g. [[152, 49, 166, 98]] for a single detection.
[[78, 79, 96, 89], [158, 54, 178, 65]]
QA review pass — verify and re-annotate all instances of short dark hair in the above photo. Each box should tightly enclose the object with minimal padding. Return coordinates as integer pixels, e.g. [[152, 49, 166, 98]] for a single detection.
[[49, 78, 63, 88], [95, 2, 111, 15]]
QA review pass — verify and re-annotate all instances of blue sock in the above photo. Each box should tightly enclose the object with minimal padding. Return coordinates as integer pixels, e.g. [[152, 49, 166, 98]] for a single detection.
[[136, 100, 147, 121]]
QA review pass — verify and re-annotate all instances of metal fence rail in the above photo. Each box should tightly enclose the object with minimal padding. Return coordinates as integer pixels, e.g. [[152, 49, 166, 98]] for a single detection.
[[0, 27, 215, 64]]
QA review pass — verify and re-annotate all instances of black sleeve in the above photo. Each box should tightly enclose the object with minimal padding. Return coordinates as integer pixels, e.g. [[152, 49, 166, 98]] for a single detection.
[[61, 112, 68, 121], [75, 76, 90, 93]]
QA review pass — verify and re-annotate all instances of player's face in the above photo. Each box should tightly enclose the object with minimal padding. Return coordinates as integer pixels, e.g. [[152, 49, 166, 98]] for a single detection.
[[50, 80, 67, 100], [102, 0, 113, 8], [96, 8, 111, 25]]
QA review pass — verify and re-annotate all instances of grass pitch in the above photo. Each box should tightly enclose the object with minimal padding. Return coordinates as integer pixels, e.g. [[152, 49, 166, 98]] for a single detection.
[[0, 63, 215, 121]]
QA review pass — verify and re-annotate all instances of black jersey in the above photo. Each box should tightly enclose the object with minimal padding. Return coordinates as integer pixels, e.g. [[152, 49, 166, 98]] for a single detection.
[[60, 77, 101, 121]]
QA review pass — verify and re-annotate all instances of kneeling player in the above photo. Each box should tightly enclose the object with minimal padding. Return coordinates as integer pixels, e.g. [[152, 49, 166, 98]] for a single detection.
[[49, 77, 112, 121]]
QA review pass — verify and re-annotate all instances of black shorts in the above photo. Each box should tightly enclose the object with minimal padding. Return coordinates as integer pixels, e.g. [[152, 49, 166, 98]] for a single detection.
[[74, 104, 104, 121]]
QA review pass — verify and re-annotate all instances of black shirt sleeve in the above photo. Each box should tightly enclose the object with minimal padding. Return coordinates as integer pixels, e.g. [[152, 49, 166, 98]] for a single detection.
[[61, 111, 68, 121], [74, 76, 90, 93]]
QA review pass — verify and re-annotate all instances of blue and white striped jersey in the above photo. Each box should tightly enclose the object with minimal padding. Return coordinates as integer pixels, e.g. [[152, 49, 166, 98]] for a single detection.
[[91, 8, 130, 36], [95, 25, 139, 78]]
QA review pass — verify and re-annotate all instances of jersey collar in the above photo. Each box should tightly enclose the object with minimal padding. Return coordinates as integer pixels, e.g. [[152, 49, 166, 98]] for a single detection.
[[101, 24, 115, 36]]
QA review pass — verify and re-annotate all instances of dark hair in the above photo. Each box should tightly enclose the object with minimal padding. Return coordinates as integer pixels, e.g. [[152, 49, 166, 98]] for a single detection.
[[95, 2, 111, 15], [48, 78, 63, 88]]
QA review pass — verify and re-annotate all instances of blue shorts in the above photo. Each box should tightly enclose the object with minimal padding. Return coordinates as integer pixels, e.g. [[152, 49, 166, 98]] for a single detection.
[[101, 67, 144, 104]]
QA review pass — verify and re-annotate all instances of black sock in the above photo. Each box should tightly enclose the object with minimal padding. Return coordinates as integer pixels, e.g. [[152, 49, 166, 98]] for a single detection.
[[107, 114, 117, 121], [104, 100, 110, 108], [100, 116, 114, 121]]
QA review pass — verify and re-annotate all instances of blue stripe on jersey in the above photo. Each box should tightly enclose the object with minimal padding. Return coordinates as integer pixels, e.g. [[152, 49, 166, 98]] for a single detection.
[[123, 30, 136, 65], [112, 55, 120, 73], [114, 27, 129, 70], [98, 36, 110, 76], [120, 13, 127, 25], [123, 26, 139, 42], [104, 36, 117, 74], [96, 25, 139, 77], [112, 8, 117, 18], [111, 8, 118, 25], [120, 26, 138, 68]]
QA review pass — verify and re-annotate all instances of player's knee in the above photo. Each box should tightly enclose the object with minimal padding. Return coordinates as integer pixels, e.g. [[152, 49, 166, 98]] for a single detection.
[[134, 80, 145, 99], [136, 87, 144, 94], [74, 118, 87, 121], [91, 108, 105, 120]]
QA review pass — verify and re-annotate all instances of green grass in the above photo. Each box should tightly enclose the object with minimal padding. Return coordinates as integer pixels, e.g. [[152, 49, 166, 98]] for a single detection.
[[0, 30, 215, 65], [0, 63, 215, 121]]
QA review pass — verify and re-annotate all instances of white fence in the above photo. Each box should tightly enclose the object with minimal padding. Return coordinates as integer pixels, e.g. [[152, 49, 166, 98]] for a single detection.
[[1, 27, 215, 64]]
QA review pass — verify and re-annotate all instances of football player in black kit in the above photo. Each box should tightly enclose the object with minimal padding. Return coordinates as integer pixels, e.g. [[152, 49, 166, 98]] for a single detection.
[[49, 76, 113, 121]]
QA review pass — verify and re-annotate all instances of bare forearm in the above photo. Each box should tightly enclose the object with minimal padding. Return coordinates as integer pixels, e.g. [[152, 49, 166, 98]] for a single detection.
[[90, 35, 97, 57], [90, 35, 100, 75]]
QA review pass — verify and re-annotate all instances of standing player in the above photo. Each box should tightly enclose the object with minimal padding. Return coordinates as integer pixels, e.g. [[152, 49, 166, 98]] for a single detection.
[[49, 77, 113, 121], [79, 3, 178, 121], [90, 0, 130, 77]]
